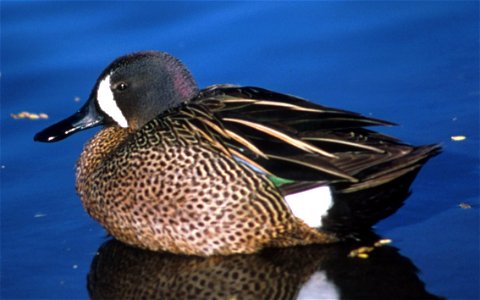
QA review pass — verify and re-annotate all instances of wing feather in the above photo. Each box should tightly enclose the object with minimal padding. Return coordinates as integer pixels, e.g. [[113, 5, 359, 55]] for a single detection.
[[163, 85, 434, 189]]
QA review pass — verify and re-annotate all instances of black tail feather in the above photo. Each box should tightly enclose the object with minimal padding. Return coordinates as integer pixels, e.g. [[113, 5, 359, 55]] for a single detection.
[[321, 145, 440, 237]]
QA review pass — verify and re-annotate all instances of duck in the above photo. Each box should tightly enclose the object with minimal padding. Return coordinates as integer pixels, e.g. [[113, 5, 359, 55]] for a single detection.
[[34, 51, 440, 256]]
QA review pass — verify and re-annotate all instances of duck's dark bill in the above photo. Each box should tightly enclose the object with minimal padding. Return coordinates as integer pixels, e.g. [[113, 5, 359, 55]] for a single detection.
[[34, 101, 103, 143]]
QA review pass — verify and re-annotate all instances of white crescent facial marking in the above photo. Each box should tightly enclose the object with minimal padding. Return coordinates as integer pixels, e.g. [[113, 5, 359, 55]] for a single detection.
[[285, 185, 333, 228], [96, 75, 129, 128]]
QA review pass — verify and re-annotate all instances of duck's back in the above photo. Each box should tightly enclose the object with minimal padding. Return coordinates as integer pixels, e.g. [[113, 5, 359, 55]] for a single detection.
[[190, 85, 440, 235]]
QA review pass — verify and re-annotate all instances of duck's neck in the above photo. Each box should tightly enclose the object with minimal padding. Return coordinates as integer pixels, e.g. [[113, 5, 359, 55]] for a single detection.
[[76, 127, 132, 190]]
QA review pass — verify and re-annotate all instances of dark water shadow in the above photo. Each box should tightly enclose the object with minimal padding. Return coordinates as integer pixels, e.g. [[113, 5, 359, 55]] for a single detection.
[[88, 238, 444, 300]]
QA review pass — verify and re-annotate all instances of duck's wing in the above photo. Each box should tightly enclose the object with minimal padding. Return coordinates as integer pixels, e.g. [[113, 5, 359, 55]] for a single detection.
[[176, 85, 440, 235], [186, 85, 437, 188]]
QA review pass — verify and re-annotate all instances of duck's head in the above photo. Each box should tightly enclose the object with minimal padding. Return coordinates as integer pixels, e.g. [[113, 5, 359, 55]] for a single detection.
[[34, 51, 199, 142]]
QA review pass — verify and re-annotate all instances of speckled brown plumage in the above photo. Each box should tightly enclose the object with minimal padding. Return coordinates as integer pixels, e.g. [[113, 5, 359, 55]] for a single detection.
[[76, 110, 337, 256]]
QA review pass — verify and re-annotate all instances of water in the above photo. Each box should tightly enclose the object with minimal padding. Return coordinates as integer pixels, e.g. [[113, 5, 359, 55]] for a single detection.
[[2, 2, 478, 299]]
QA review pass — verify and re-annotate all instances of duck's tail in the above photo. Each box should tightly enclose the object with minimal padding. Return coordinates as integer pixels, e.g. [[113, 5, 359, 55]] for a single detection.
[[281, 144, 441, 239]]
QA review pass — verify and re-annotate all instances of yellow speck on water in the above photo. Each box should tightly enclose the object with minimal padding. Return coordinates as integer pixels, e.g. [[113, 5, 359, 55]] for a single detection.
[[459, 202, 472, 209], [374, 239, 392, 247], [349, 239, 393, 258], [11, 111, 49, 120], [451, 135, 466, 141], [357, 246, 373, 253], [348, 246, 374, 258]]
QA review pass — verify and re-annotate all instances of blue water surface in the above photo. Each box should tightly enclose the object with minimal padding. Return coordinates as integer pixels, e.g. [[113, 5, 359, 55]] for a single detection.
[[1, 2, 479, 299]]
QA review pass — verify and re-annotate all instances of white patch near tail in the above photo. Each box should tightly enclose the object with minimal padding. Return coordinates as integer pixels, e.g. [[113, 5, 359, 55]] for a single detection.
[[297, 271, 339, 300], [96, 75, 129, 128], [285, 186, 333, 228]]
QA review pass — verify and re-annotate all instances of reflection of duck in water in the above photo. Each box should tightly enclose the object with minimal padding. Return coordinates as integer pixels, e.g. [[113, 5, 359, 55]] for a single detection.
[[35, 51, 440, 255], [88, 239, 444, 300]]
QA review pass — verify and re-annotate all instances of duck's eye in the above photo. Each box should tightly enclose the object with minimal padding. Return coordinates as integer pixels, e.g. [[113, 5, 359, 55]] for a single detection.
[[114, 82, 128, 91]]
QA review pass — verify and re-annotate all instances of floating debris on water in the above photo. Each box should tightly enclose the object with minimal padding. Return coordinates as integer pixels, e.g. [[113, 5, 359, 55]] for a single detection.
[[34, 213, 47, 218], [74, 96, 81, 102], [357, 253, 369, 259], [458, 202, 472, 209], [374, 238, 392, 247], [349, 239, 392, 259], [11, 111, 49, 120], [451, 135, 466, 141], [348, 246, 374, 259]]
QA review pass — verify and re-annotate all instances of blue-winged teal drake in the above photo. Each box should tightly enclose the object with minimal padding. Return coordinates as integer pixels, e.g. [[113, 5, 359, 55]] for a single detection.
[[34, 51, 440, 256]]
